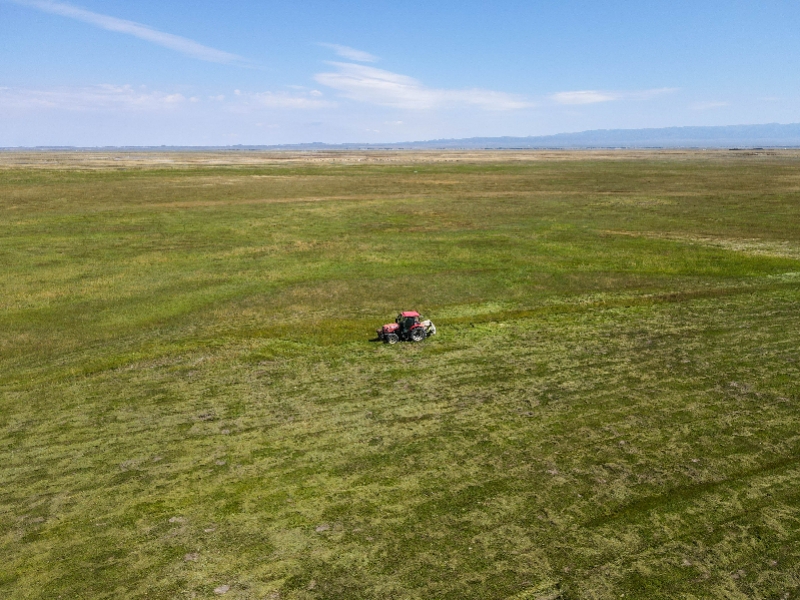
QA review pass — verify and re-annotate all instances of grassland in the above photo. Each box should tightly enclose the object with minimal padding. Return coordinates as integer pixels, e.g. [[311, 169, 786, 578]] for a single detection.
[[1, 150, 799, 599]]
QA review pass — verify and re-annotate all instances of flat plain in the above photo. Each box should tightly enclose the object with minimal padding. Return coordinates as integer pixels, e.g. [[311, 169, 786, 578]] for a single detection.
[[1, 150, 799, 599]]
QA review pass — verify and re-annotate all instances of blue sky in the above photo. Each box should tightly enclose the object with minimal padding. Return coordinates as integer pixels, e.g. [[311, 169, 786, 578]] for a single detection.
[[2, 0, 799, 146]]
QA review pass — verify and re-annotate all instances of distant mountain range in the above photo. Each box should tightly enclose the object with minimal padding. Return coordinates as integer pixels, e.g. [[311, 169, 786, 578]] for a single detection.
[[264, 123, 800, 150], [397, 123, 800, 150], [6, 123, 800, 151]]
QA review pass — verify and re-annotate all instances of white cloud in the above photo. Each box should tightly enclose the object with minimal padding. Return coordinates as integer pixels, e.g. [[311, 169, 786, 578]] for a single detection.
[[0, 84, 189, 111], [552, 90, 617, 105], [690, 101, 729, 111], [314, 62, 531, 110], [552, 87, 677, 105], [630, 87, 679, 100], [232, 91, 334, 110], [0, 85, 334, 113], [319, 43, 378, 63], [9, 0, 247, 65]]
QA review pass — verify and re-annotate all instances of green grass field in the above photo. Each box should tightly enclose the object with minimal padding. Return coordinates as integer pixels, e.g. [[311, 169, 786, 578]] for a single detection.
[[2, 150, 800, 599]]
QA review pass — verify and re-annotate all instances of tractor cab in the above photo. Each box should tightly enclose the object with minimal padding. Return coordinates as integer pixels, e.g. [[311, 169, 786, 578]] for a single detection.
[[396, 311, 421, 334]]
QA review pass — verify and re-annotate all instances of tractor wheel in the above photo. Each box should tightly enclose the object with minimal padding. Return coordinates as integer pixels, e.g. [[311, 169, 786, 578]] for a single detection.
[[410, 327, 426, 342], [385, 333, 399, 344]]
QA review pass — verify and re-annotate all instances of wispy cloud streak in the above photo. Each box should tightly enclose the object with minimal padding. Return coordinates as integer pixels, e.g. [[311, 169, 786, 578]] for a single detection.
[[319, 43, 378, 63], [691, 101, 729, 111], [551, 90, 617, 105], [229, 89, 334, 110], [552, 87, 677, 105], [0, 84, 190, 110], [9, 0, 247, 64], [315, 62, 531, 110], [0, 85, 333, 112]]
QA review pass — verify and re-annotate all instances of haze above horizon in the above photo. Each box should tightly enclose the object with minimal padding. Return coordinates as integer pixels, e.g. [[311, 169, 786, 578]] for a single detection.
[[2, 0, 799, 146]]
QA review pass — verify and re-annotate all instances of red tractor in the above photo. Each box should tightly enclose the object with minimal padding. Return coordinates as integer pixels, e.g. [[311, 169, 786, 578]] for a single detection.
[[377, 311, 437, 344]]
